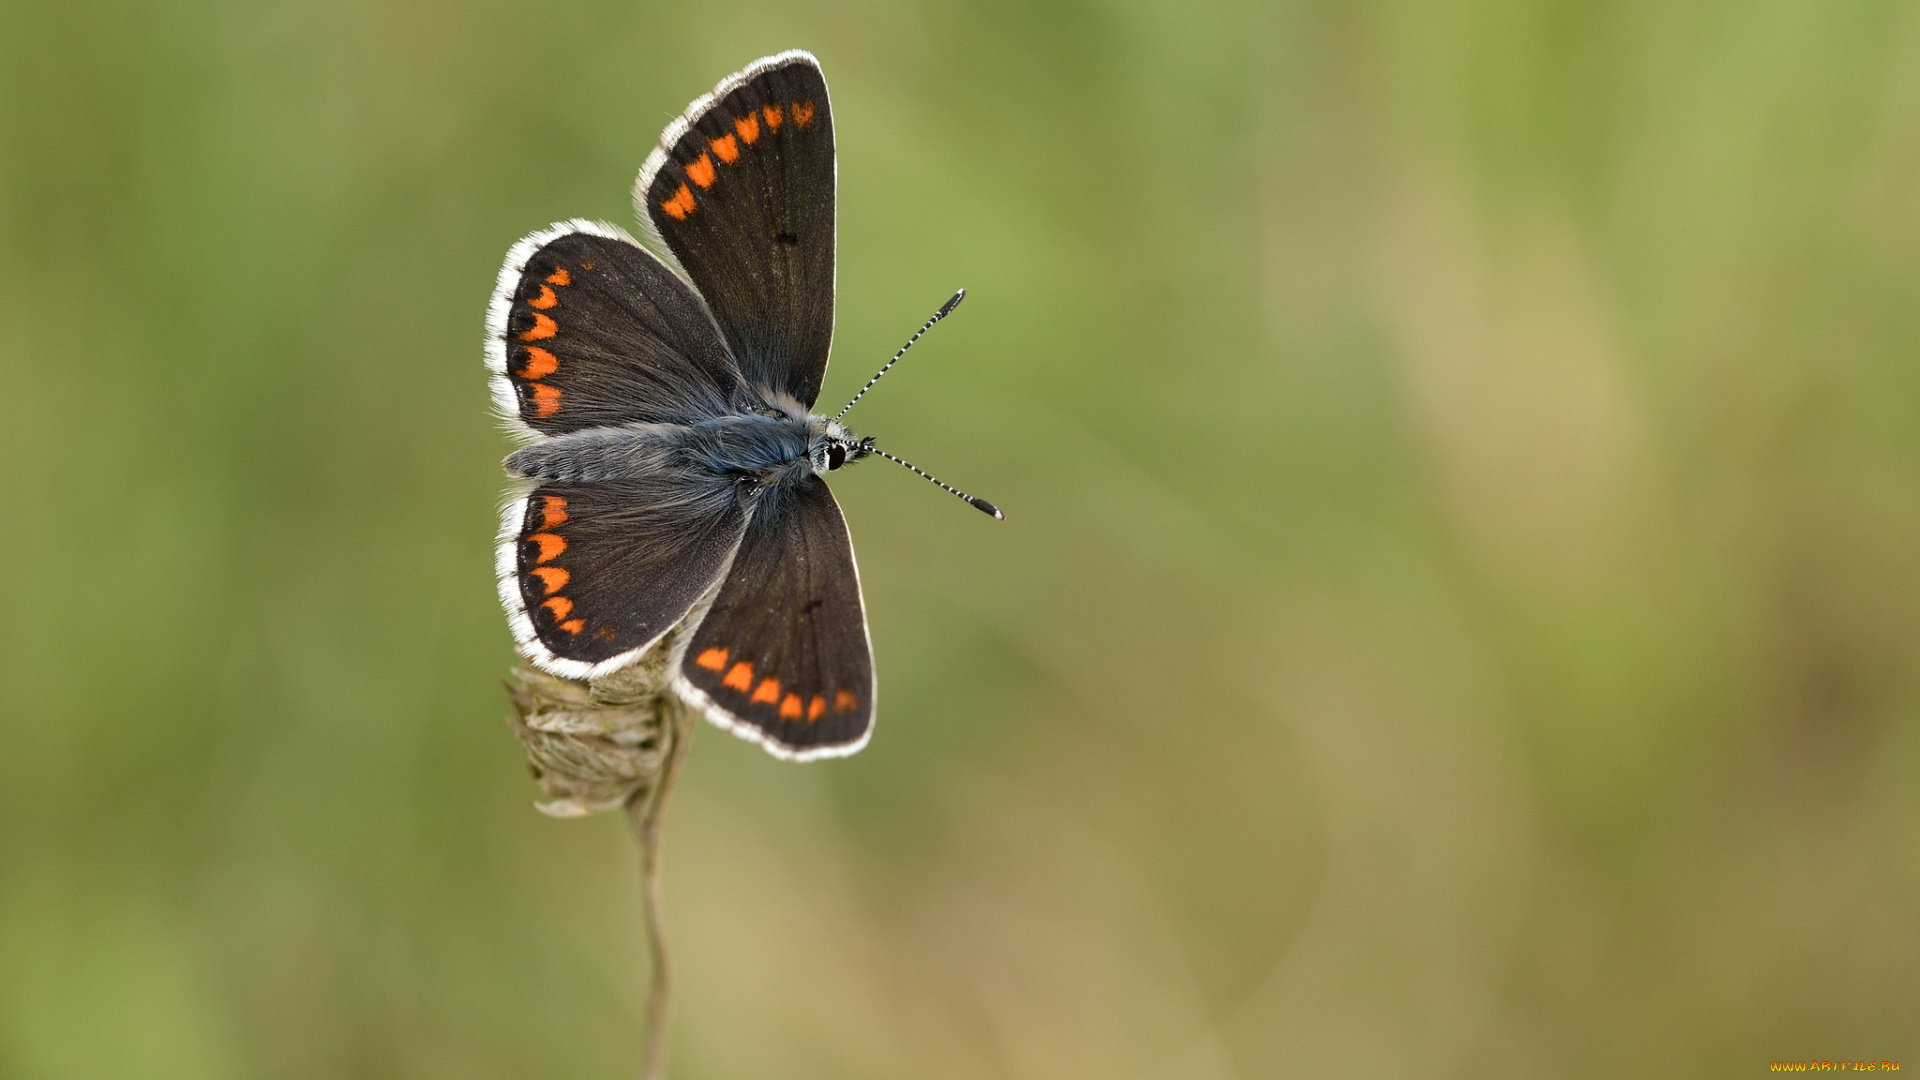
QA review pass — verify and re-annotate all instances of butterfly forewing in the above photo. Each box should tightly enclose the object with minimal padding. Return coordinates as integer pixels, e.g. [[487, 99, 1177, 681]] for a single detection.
[[677, 477, 875, 759], [488, 223, 748, 435], [502, 471, 749, 679], [637, 52, 836, 408]]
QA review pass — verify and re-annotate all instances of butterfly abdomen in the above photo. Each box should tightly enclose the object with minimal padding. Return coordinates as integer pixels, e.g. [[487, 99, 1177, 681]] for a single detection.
[[505, 414, 815, 491], [503, 424, 688, 484]]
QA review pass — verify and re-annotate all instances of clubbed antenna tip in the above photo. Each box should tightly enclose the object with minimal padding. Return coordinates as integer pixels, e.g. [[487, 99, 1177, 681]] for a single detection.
[[867, 445, 1003, 521]]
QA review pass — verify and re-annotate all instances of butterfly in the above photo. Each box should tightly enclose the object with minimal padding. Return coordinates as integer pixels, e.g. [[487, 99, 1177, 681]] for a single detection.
[[486, 50, 999, 760]]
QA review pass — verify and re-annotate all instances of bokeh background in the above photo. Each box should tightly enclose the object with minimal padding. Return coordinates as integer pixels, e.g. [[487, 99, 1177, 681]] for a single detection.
[[3, 0, 1918, 1076]]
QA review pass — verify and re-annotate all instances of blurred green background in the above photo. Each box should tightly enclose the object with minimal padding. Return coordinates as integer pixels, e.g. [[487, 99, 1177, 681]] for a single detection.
[[3, 0, 1917, 1076]]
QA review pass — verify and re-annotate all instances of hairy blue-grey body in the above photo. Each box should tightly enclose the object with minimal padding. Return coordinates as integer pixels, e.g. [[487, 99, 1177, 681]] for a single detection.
[[505, 405, 870, 525]]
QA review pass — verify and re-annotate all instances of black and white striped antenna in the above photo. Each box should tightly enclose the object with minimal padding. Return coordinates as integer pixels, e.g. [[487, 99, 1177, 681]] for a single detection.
[[837, 289, 1003, 520], [864, 441, 1003, 520], [835, 289, 965, 422]]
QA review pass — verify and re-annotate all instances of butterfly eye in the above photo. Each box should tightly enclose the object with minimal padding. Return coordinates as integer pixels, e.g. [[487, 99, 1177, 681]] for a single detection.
[[827, 443, 847, 470]]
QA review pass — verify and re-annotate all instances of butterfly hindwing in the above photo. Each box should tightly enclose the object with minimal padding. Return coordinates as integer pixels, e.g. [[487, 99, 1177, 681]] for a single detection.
[[499, 468, 750, 680], [636, 51, 836, 409], [677, 476, 874, 759], [487, 220, 747, 435]]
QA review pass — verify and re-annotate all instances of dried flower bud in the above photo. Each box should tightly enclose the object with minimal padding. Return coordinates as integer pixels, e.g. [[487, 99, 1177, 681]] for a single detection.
[[504, 634, 690, 818]]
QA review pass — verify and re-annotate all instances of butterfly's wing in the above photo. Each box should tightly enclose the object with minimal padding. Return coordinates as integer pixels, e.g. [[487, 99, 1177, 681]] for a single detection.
[[498, 467, 750, 680], [635, 51, 836, 409], [675, 477, 874, 759], [486, 220, 749, 436]]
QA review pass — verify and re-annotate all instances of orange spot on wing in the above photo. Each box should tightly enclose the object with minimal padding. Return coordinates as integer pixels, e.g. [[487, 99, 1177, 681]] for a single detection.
[[684, 153, 716, 188], [539, 495, 568, 528], [762, 104, 783, 130], [792, 100, 815, 127], [527, 532, 566, 562], [779, 694, 803, 720], [807, 695, 826, 721], [734, 113, 760, 144], [722, 661, 754, 692], [529, 567, 570, 594], [594, 626, 617, 641], [541, 596, 573, 621], [519, 312, 557, 341], [545, 267, 571, 286], [560, 619, 584, 634], [694, 647, 729, 671], [527, 284, 559, 309], [530, 383, 561, 416], [833, 689, 859, 712], [660, 184, 696, 220], [709, 133, 739, 163], [517, 346, 558, 380], [750, 678, 782, 705]]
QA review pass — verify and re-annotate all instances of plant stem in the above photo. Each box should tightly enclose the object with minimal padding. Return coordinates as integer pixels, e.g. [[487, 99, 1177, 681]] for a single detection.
[[626, 701, 692, 1080]]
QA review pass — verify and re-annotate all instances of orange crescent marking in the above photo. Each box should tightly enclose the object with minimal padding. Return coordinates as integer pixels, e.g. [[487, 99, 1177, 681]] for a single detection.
[[541, 596, 573, 621], [709, 133, 739, 163], [734, 113, 760, 144], [792, 100, 815, 127], [527, 532, 566, 562], [660, 184, 696, 220], [694, 646, 729, 671], [531, 383, 561, 417], [519, 312, 557, 341], [560, 619, 585, 634], [685, 153, 716, 189], [529, 567, 570, 594], [833, 689, 859, 712], [539, 495, 568, 528], [750, 677, 782, 705], [527, 285, 559, 310], [779, 694, 803, 720], [722, 661, 754, 692], [762, 104, 783, 130], [517, 346, 558, 380], [807, 695, 826, 722], [545, 267, 571, 286]]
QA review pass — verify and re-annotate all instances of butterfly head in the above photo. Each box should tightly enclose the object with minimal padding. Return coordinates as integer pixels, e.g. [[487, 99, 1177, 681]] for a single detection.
[[808, 416, 874, 474]]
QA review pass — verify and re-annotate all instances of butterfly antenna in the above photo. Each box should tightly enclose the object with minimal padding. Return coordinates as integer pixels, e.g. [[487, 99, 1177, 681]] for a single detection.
[[866, 444, 1004, 520], [834, 289, 966, 422]]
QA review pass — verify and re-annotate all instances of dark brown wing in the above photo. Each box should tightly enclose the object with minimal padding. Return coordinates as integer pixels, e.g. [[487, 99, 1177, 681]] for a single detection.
[[497, 469, 749, 681], [675, 477, 874, 759], [486, 221, 747, 436], [634, 51, 836, 408]]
